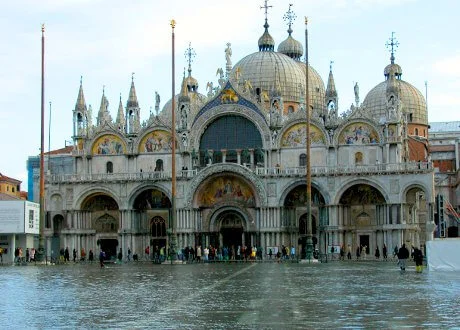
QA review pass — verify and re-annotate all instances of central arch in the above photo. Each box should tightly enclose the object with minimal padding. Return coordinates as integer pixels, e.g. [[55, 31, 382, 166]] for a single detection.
[[209, 206, 252, 250]]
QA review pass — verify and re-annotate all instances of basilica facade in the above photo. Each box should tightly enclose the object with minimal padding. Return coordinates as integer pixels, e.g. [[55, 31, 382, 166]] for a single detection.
[[43, 7, 435, 260]]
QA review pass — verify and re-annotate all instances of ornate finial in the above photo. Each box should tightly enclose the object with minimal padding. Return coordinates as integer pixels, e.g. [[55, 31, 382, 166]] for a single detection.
[[119, 92, 122, 101], [304, 16, 308, 25], [41, 23, 45, 33], [131, 72, 135, 82], [260, 0, 273, 27], [102, 85, 105, 95], [283, 4, 296, 35], [184, 42, 196, 77], [80, 75, 83, 85], [330, 60, 334, 71], [170, 19, 176, 29], [385, 32, 399, 64]]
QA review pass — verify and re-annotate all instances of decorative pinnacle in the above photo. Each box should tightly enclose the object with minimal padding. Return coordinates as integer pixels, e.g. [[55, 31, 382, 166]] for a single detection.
[[305, 16, 308, 25], [283, 4, 296, 35], [170, 19, 176, 29], [41, 23, 45, 33], [131, 72, 135, 82], [385, 32, 399, 64], [184, 42, 196, 77], [330, 60, 334, 71]]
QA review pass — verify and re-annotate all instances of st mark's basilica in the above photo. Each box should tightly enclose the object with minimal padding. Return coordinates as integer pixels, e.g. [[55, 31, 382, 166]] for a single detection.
[[43, 4, 435, 260]]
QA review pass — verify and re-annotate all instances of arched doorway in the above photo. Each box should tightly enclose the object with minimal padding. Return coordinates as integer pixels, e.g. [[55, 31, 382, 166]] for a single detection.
[[133, 189, 171, 258], [284, 184, 325, 258], [219, 211, 244, 248]]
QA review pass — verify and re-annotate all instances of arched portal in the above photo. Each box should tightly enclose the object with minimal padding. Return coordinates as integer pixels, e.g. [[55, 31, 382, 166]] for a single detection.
[[81, 193, 120, 260], [339, 183, 386, 256], [133, 189, 171, 258], [218, 210, 245, 248], [284, 184, 325, 258]]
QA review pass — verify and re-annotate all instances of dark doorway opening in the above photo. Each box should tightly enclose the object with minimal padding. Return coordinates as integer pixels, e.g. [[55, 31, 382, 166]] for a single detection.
[[359, 235, 370, 254], [221, 227, 243, 248], [100, 239, 118, 260]]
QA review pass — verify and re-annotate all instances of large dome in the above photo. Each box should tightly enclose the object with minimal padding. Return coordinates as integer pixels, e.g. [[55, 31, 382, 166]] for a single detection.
[[362, 80, 427, 125], [231, 51, 325, 112]]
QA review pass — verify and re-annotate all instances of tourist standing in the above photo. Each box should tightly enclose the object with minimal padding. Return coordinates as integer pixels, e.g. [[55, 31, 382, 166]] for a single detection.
[[397, 244, 410, 271], [347, 245, 352, 260], [383, 244, 388, 260], [64, 247, 70, 262], [196, 245, 202, 263], [88, 250, 94, 263], [375, 246, 380, 259], [73, 248, 77, 262], [127, 247, 132, 262]]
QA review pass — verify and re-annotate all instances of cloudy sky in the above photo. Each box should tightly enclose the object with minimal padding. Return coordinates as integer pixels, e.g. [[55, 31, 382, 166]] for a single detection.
[[1, 0, 459, 191]]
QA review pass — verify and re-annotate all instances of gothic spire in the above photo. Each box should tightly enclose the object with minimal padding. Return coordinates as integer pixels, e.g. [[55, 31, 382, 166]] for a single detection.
[[97, 86, 112, 126], [116, 93, 126, 130], [75, 76, 87, 112], [326, 61, 337, 98], [127, 73, 139, 108]]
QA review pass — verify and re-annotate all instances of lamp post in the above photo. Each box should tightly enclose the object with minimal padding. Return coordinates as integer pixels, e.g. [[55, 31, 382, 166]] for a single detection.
[[304, 17, 313, 261], [169, 19, 177, 263]]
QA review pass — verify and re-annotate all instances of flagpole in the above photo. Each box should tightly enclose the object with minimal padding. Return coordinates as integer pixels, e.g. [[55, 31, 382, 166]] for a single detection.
[[37, 24, 46, 262], [305, 17, 313, 261], [169, 19, 177, 263]]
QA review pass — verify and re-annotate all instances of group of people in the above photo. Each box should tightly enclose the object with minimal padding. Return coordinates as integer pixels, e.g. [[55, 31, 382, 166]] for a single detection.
[[13, 247, 36, 263], [337, 243, 424, 272]]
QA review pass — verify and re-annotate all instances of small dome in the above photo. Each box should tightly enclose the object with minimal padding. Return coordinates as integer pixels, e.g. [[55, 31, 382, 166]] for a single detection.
[[277, 35, 303, 60], [258, 30, 275, 51], [362, 80, 427, 125], [384, 63, 402, 78], [159, 91, 207, 126]]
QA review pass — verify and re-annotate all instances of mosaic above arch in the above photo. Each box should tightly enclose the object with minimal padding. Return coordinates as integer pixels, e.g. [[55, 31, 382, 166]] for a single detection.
[[281, 123, 326, 147], [199, 175, 255, 207], [139, 130, 177, 153], [92, 134, 125, 155], [338, 122, 379, 145]]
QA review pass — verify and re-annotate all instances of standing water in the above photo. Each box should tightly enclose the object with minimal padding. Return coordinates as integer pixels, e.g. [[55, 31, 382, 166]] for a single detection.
[[0, 261, 458, 329]]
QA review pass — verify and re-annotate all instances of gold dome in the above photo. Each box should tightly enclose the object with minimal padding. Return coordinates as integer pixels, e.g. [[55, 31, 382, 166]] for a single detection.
[[362, 80, 427, 125]]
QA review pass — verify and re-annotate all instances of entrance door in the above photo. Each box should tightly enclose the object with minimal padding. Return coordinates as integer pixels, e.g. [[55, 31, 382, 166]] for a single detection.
[[221, 227, 243, 247], [100, 239, 118, 260], [359, 235, 370, 254], [219, 211, 244, 248]]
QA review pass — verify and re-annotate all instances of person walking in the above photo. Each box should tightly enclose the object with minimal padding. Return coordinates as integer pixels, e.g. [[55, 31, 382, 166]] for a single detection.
[[127, 247, 132, 262], [73, 248, 77, 262], [88, 249, 94, 263], [397, 243, 410, 271], [375, 246, 380, 259], [99, 250, 105, 268], [413, 247, 424, 273], [383, 244, 388, 260]]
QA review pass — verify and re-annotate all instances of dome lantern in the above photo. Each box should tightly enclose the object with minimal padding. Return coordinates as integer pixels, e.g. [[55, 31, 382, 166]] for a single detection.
[[277, 4, 303, 60], [258, 0, 275, 52]]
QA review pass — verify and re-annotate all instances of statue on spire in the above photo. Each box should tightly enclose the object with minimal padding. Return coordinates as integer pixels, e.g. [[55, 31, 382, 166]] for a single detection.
[[225, 43, 232, 77]]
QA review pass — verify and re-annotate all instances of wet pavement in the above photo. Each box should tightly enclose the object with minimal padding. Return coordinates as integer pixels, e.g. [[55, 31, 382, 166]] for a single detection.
[[0, 260, 458, 329]]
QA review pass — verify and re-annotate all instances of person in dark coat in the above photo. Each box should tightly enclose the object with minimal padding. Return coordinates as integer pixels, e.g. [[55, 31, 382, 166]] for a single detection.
[[397, 244, 410, 271], [382, 244, 388, 260], [64, 247, 70, 262], [375, 246, 380, 259]]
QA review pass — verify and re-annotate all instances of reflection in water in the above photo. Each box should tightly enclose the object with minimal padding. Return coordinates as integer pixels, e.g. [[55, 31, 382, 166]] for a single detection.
[[0, 262, 458, 329]]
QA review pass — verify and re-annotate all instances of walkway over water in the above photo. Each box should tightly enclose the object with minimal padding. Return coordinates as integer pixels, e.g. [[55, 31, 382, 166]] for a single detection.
[[1, 261, 458, 329]]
